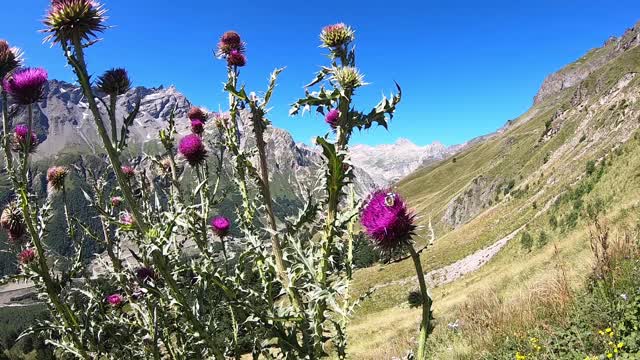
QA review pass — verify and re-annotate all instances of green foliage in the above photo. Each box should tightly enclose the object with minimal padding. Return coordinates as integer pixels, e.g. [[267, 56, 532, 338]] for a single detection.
[[520, 231, 533, 251], [352, 235, 380, 269], [586, 160, 596, 175], [537, 230, 548, 247]]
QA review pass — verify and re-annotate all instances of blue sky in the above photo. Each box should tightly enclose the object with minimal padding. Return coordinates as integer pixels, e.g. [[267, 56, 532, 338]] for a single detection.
[[2, 1, 640, 146]]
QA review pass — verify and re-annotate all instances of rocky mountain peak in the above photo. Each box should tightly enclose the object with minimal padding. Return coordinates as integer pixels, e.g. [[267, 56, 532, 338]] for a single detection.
[[533, 20, 640, 105]]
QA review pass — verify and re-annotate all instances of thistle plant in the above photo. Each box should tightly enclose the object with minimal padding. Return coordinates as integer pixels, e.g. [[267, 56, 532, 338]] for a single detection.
[[361, 190, 433, 360], [0, 1, 409, 358]]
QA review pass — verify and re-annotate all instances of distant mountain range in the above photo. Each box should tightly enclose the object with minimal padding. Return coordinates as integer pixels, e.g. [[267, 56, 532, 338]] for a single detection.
[[16, 79, 460, 192], [350, 139, 464, 185]]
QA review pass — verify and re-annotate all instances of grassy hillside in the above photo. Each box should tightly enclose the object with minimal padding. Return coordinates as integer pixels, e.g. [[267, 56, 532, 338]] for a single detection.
[[348, 39, 640, 358]]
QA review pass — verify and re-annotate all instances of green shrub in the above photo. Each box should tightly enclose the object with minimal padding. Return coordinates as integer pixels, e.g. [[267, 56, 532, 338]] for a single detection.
[[520, 231, 533, 251]]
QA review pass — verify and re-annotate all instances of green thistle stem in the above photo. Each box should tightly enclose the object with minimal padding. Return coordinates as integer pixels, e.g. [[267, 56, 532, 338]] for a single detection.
[[61, 183, 75, 241], [63, 36, 223, 358], [407, 244, 432, 360], [21, 104, 33, 177], [313, 89, 352, 357], [2, 91, 86, 356], [64, 37, 146, 234], [1, 91, 17, 186], [109, 93, 117, 145]]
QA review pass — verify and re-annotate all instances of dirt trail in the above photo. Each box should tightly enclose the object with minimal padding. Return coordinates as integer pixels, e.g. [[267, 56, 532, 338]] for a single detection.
[[370, 225, 525, 293]]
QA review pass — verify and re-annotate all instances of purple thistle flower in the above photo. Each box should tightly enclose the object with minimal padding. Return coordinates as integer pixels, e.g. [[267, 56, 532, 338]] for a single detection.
[[18, 248, 36, 264], [110, 196, 122, 207], [178, 134, 207, 166], [120, 212, 135, 226], [325, 109, 340, 128], [3, 68, 48, 105], [360, 189, 416, 250], [106, 293, 123, 307], [227, 50, 246, 67], [210, 216, 231, 238], [121, 165, 135, 178], [191, 119, 204, 135], [12, 124, 38, 153]]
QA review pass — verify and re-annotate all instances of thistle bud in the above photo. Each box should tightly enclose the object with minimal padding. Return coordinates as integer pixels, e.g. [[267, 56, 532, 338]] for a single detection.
[[3, 68, 48, 105], [121, 165, 135, 179], [178, 134, 207, 166], [12, 125, 38, 153], [320, 23, 355, 48], [18, 248, 36, 265], [333, 66, 364, 90], [191, 119, 204, 135], [43, 0, 107, 45], [110, 196, 122, 207], [0, 40, 23, 80], [97, 68, 131, 95], [210, 216, 231, 238], [360, 190, 416, 250], [47, 166, 69, 192], [1, 202, 26, 243]]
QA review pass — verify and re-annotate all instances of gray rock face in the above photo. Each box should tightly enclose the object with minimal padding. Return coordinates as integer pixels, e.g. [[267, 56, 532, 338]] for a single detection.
[[533, 20, 640, 105], [442, 175, 503, 228], [350, 138, 463, 186]]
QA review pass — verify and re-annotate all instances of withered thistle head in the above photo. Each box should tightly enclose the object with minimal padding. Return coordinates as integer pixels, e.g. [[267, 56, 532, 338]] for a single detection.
[[332, 66, 364, 90], [320, 23, 355, 48], [191, 119, 204, 135], [188, 107, 208, 122], [47, 166, 69, 192], [227, 50, 246, 67], [0, 40, 23, 80], [212, 112, 229, 129], [1, 202, 26, 244], [158, 157, 172, 173], [97, 68, 131, 95], [217, 31, 245, 57], [18, 248, 36, 265], [3, 68, 48, 105], [43, 0, 107, 45]]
